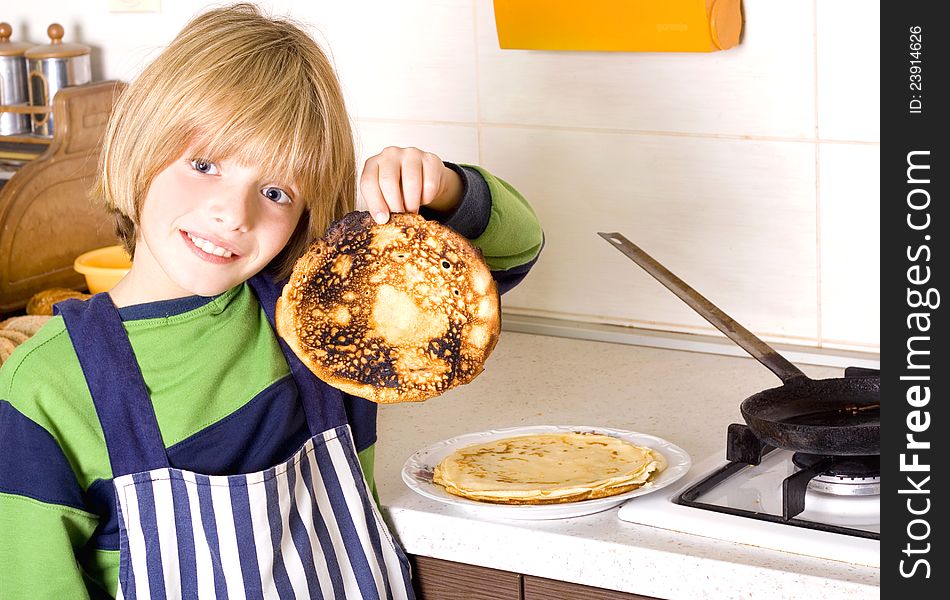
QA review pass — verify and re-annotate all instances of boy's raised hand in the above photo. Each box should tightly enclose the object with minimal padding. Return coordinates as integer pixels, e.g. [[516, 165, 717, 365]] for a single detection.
[[360, 146, 464, 224]]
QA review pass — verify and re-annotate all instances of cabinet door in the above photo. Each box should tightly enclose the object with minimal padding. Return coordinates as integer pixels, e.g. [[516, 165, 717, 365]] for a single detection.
[[523, 575, 659, 600], [410, 555, 522, 600]]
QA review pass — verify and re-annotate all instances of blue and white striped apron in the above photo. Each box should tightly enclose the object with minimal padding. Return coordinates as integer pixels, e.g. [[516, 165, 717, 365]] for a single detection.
[[59, 275, 414, 599]]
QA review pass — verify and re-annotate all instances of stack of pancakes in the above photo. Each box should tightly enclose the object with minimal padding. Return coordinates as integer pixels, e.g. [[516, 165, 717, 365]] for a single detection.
[[433, 432, 667, 505]]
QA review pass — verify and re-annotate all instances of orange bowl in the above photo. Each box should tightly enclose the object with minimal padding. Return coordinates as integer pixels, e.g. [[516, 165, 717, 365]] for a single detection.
[[74, 245, 131, 293]]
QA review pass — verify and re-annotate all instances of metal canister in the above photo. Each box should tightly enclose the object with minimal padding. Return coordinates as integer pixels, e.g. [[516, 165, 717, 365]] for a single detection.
[[25, 23, 91, 137], [0, 22, 32, 135]]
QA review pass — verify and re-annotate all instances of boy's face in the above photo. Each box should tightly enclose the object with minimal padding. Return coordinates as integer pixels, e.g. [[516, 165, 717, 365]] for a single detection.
[[131, 150, 306, 299]]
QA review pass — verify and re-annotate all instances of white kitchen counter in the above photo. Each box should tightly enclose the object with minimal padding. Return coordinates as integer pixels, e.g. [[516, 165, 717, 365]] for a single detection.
[[373, 331, 880, 599]]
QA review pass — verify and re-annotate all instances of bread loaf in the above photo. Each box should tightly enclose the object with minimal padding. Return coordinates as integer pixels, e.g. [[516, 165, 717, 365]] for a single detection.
[[26, 288, 90, 316]]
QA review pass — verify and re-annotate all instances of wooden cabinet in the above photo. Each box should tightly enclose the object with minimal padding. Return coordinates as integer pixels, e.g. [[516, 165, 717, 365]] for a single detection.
[[0, 80, 125, 312], [523, 575, 657, 600], [411, 556, 521, 600], [409, 555, 660, 600]]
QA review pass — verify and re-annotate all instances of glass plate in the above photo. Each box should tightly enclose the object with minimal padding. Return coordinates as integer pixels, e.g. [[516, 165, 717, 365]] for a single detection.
[[401, 425, 691, 520]]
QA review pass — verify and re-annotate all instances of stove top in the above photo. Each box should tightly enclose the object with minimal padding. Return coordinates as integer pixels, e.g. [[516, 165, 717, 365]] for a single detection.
[[616, 366, 879, 567], [676, 446, 879, 536], [676, 422, 881, 535], [617, 446, 880, 567]]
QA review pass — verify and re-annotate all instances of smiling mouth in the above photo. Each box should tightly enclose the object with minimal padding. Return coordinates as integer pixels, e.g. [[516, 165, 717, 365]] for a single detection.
[[186, 232, 236, 258]]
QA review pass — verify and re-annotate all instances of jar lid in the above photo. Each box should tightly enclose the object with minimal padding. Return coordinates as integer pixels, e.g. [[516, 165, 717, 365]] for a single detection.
[[24, 24, 90, 59], [0, 22, 34, 56]]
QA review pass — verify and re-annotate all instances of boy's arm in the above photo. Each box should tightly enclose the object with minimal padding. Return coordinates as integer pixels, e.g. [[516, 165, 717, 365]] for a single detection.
[[0, 402, 99, 599], [0, 495, 99, 599], [422, 163, 543, 294]]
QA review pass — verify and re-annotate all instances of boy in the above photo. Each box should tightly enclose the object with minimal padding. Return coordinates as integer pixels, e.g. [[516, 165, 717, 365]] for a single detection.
[[0, 4, 542, 599]]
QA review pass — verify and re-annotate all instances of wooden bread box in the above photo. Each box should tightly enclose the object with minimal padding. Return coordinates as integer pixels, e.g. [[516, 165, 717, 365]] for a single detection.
[[0, 80, 126, 313]]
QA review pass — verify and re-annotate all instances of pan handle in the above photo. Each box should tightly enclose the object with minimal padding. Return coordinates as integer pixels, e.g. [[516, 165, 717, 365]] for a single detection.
[[599, 232, 807, 385]]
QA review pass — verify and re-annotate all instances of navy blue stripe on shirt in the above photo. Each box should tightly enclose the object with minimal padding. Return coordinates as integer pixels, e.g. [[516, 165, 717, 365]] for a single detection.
[[166, 377, 309, 476], [0, 400, 87, 510], [131, 472, 167, 600], [420, 163, 492, 240], [342, 394, 376, 453], [169, 471, 198, 599], [229, 479, 265, 600], [263, 469, 295, 599], [85, 479, 120, 550], [194, 474, 230, 598], [491, 235, 545, 296]]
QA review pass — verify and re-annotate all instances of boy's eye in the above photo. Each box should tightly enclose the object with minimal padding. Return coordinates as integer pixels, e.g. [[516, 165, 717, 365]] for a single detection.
[[263, 187, 292, 204], [190, 159, 219, 175]]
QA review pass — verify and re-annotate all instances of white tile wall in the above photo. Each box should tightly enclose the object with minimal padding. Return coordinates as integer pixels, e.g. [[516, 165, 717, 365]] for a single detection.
[[9, 0, 880, 352], [475, 0, 817, 139], [817, 0, 881, 142], [484, 126, 820, 343], [818, 143, 880, 350], [303, 0, 477, 123]]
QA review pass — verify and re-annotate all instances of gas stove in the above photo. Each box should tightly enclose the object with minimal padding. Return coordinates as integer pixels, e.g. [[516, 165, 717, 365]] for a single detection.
[[617, 422, 880, 568]]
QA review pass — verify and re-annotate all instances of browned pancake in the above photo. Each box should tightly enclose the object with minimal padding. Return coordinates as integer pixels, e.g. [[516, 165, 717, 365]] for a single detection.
[[276, 211, 500, 403]]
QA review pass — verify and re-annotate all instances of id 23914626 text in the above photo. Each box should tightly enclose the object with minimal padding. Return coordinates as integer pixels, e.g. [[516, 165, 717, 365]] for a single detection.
[[908, 26, 923, 114]]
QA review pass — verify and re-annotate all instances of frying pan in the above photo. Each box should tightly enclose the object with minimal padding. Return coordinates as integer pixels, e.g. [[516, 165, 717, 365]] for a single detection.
[[599, 232, 879, 456]]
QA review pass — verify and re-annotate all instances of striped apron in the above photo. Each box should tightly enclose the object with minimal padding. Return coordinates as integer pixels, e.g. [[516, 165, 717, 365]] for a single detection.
[[59, 275, 415, 599]]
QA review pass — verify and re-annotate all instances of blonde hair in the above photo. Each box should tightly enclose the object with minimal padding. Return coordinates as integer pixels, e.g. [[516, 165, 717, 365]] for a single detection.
[[93, 3, 355, 280]]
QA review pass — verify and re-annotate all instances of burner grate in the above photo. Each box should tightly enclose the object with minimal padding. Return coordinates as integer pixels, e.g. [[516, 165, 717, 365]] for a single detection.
[[675, 422, 880, 539], [673, 454, 880, 540]]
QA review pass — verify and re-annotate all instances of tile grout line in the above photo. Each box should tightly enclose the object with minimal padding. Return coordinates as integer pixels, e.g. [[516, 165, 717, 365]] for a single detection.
[[473, 0, 484, 166], [352, 116, 880, 146]]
